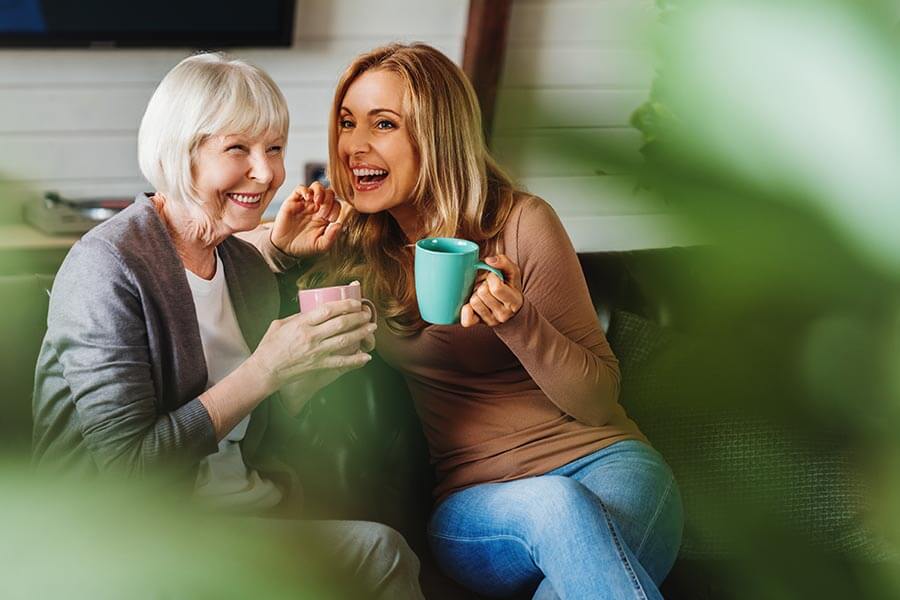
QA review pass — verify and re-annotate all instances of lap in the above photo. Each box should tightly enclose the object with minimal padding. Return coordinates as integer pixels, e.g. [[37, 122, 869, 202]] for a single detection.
[[428, 440, 682, 588], [430, 441, 673, 538], [236, 517, 410, 577]]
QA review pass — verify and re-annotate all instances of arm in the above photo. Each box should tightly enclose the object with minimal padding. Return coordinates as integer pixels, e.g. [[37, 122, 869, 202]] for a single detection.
[[52, 241, 374, 476], [235, 182, 342, 274], [480, 198, 621, 426], [51, 238, 217, 475], [235, 224, 299, 274]]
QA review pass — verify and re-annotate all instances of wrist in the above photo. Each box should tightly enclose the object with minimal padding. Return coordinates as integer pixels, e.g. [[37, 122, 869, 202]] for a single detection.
[[267, 229, 290, 256], [243, 353, 279, 397], [494, 295, 530, 332]]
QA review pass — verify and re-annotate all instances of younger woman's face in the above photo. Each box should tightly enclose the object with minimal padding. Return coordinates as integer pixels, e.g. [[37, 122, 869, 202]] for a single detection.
[[192, 130, 286, 234], [337, 69, 419, 215]]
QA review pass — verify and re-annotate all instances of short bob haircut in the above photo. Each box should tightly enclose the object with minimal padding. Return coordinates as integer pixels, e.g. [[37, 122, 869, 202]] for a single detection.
[[138, 52, 289, 236]]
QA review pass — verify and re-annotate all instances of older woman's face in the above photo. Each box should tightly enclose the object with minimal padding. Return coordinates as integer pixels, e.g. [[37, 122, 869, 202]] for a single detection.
[[192, 131, 286, 233], [337, 69, 419, 215]]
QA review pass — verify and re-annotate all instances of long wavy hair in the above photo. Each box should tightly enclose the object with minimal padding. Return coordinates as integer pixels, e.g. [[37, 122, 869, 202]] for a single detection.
[[300, 43, 519, 335]]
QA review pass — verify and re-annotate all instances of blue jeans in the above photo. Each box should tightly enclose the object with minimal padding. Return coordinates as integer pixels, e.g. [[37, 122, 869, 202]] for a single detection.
[[427, 440, 683, 599]]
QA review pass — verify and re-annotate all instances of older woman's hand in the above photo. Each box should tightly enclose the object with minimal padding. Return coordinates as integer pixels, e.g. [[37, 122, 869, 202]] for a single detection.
[[269, 182, 343, 258], [247, 299, 375, 394], [461, 255, 524, 328]]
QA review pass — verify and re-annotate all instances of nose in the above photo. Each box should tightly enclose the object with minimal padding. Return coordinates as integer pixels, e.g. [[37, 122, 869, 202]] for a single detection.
[[248, 149, 274, 185], [348, 124, 372, 155]]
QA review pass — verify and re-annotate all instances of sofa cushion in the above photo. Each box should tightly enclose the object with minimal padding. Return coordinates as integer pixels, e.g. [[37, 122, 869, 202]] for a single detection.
[[606, 309, 881, 562]]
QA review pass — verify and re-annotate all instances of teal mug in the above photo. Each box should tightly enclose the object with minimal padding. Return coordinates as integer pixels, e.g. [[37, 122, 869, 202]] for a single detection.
[[415, 237, 504, 325]]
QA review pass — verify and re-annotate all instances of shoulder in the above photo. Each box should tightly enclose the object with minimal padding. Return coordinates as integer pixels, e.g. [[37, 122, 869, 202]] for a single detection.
[[503, 193, 559, 235], [76, 197, 173, 269], [501, 193, 565, 258], [57, 198, 181, 297]]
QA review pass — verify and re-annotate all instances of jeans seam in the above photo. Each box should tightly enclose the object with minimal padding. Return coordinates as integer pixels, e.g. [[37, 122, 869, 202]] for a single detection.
[[428, 531, 533, 552], [428, 531, 537, 580], [601, 502, 649, 600], [635, 475, 674, 559]]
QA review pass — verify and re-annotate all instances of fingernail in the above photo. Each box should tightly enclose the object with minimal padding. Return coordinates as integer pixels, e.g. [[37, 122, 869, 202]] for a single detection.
[[367, 323, 377, 332]]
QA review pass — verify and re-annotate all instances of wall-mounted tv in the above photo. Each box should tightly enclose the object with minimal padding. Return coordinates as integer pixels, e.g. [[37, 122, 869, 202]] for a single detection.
[[0, 0, 296, 47]]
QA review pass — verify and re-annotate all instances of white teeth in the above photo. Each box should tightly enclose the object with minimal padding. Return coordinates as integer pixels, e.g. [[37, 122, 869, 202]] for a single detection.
[[352, 168, 388, 177], [229, 193, 261, 204]]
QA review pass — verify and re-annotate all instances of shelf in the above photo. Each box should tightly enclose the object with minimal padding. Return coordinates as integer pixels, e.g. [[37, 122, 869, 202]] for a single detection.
[[560, 213, 701, 253], [0, 213, 700, 256], [0, 224, 80, 251]]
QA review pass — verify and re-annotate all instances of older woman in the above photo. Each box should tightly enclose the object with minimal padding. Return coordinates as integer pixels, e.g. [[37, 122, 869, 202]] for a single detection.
[[31, 53, 423, 599]]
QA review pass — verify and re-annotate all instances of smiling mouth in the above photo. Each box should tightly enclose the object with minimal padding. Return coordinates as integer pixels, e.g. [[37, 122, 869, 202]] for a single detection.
[[352, 167, 389, 192], [226, 192, 263, 208]]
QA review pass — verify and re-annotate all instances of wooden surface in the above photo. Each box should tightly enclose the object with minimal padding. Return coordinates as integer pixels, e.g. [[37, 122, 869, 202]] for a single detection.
[[462, 0, 513, 142], [0, 224, 79, 250], [0, 214, 697, 255]]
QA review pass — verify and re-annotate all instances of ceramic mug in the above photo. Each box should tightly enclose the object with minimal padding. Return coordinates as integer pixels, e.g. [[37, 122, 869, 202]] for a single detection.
[[414, 237, 504, 325], [297, 281, 377, 353]]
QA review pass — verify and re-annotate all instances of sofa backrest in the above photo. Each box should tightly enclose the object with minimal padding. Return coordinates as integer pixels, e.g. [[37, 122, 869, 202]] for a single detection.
[[0, 274, 54, 456]]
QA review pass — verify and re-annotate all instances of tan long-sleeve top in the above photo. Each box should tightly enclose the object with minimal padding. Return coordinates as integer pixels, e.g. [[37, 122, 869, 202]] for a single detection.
[[376, 195, 647, 503]]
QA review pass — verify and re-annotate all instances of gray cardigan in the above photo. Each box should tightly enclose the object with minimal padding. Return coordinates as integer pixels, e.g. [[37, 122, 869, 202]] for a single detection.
[[32, 195, 298, 492]]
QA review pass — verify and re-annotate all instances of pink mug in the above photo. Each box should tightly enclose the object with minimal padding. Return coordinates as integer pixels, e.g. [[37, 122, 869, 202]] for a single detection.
[[297, 281, 377, 353]]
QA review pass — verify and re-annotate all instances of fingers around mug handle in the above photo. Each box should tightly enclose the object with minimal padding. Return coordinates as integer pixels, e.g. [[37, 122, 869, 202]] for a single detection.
[[361, 298, 378, 323], [475, 262, 504, 281]]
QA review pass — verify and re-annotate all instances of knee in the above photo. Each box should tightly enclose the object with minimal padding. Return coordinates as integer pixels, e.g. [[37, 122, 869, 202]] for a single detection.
[[362, 523, 421, 576]]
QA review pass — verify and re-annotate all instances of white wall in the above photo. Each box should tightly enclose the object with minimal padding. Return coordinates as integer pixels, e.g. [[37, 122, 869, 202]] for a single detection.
[[493, 0, 662, 221], [0, 0, 467, 221], [0, 0, 679, 249]]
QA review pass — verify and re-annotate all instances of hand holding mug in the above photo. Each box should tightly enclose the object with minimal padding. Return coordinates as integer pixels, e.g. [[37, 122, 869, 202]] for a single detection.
[[247, 298, 375, 394], [270, 181, 343, 257], [414, 238, 505, 325], [298, 282, 377, 353], [461, 255, 523, 328]]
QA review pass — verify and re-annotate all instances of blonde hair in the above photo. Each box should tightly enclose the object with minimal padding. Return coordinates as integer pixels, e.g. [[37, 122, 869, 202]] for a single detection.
[[302, 42, 518, 334], [137, 52, 289, 243]]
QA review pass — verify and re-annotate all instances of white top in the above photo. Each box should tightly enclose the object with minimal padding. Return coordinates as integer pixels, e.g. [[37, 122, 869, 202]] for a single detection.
[[187, 250, 282, 512]]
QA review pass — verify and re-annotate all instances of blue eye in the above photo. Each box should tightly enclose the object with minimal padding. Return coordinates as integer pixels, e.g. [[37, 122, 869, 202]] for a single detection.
[[267, 145, 283, 154]]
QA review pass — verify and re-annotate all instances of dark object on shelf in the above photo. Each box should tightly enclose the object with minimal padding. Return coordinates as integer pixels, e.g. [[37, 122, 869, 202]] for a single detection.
[[23, 192, 134, 235]]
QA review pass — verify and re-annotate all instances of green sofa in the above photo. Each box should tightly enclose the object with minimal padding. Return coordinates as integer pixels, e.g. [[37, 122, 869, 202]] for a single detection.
[[2, 248, 885, 599]]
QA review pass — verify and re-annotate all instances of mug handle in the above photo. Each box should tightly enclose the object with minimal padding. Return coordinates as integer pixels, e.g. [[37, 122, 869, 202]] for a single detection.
[[361, 298, 378, 323], [474, 262, 505, 281]]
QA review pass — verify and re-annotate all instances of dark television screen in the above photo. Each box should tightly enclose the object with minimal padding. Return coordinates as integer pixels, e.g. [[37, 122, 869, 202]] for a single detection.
[[0, 0, 296, 47]]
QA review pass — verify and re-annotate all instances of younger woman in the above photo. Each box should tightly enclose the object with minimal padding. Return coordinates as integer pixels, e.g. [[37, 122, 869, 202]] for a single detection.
[[303, 43, 684, 599]]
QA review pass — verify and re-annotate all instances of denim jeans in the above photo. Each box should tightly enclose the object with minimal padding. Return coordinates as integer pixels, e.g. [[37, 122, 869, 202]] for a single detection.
[[427, 440, 683, 599]]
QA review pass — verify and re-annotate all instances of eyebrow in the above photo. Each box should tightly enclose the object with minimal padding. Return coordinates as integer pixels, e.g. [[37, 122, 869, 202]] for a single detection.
[[221, 134, 285, 145], [340, 106, 402, 118]]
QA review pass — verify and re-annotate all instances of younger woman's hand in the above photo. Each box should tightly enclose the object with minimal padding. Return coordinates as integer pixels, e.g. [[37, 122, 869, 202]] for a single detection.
[[460, 255, 524, 328], [270, 181, 343, 258]]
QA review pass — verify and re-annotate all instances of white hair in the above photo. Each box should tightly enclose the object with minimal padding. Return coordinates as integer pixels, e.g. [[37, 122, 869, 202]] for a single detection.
[[137, 52, 289, 240]]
